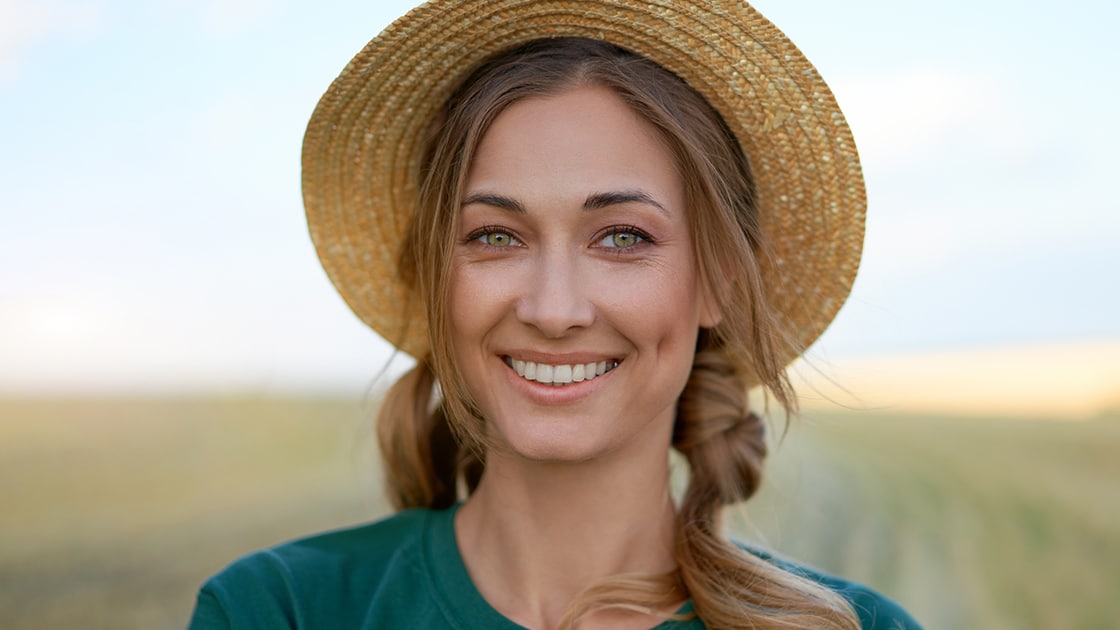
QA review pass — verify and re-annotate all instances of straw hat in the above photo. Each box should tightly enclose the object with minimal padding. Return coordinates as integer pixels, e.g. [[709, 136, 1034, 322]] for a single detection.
[[302, 0, 865, 365]]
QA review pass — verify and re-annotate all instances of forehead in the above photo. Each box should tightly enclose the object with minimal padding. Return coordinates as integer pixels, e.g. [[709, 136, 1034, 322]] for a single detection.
[[465, 85, 684, 212]]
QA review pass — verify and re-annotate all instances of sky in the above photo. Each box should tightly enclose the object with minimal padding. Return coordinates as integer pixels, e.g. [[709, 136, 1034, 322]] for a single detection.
[[1, 0, 1118, 394]]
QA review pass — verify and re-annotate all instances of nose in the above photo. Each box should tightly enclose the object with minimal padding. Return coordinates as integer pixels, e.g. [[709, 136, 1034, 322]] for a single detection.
[[514, 248, 595, 338]]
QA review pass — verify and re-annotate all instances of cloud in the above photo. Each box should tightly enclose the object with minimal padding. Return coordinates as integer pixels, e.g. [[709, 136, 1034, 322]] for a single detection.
[[832, 67, 1032, 168], [829, 67, 1117, 286], [0, 0, 102, 83], [861, 207, 961, 277]]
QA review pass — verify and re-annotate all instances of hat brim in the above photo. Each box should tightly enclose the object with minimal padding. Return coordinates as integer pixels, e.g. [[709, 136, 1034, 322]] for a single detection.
[[302, 0, 865, 365]]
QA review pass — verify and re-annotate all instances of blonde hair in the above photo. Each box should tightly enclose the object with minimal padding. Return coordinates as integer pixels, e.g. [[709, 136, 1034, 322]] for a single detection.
[[380, 38, 859, 629]]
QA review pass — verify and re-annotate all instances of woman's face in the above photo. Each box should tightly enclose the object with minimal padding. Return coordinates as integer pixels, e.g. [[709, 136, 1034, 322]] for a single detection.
[[449, 85, 720, 464]]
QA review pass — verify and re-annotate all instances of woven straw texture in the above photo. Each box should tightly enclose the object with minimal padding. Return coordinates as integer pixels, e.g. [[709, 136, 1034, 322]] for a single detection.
[[302, 0, 865, 365]]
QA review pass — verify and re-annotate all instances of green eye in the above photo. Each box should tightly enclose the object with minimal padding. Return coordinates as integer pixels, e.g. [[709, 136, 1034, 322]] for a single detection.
[[478, 231, 516, 247], [611, 232, 640, 248], [598, 230, 645, 249]]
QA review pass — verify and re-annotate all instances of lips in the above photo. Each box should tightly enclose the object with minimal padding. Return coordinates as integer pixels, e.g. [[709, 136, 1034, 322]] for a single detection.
[[504, 357, 620, 386]]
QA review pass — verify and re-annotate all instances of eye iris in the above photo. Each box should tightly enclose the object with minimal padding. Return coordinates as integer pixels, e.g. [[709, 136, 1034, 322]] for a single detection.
[[485, 232, 510, 246], [612, 232, 638, 248]]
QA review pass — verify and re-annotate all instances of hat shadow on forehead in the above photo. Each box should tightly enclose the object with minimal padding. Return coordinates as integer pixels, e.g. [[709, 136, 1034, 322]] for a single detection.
[[302, 0, 864, 368]]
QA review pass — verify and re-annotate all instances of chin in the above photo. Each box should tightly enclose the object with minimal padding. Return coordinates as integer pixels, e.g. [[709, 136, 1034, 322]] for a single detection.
[[492, 421, 617, 464]]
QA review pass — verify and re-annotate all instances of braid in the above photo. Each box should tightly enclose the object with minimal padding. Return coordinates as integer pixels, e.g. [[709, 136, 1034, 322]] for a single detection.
[[671, 342, 860, 629], [675, 347, 767, 506], [376, 360, 458, 510]]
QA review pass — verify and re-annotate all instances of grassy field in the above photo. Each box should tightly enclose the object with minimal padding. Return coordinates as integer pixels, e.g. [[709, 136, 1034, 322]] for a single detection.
[[1, 397, 1116, 629]]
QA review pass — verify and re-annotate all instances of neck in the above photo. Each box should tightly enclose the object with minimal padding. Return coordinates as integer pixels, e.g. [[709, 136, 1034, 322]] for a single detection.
[[456, 440, 679, 629]]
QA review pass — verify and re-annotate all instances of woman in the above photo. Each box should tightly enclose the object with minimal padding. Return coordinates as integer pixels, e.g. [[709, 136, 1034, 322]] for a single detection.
[[190, 1, 920, 629]]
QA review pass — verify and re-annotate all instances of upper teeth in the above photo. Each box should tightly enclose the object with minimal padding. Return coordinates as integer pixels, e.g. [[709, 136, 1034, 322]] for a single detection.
[[507, 358, 618, 385]]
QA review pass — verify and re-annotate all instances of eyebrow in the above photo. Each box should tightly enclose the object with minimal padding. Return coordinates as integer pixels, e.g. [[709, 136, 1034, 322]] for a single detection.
[[461, 192, 526, 213], [584, 190, 669, 216], [461, 189, 669, 216]]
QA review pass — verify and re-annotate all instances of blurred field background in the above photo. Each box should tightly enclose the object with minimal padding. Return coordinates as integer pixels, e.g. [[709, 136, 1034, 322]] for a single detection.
[[2, 392, 1117, 629]]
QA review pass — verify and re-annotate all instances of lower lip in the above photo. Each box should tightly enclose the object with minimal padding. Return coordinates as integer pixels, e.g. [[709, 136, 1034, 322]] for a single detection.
[[502, 359, 614, 405]]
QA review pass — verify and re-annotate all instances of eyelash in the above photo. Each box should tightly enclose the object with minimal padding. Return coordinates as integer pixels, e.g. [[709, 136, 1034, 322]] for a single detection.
[[464, 225, 522, 248], [595, 225, 655, 252], [463, 225, 656, 252]]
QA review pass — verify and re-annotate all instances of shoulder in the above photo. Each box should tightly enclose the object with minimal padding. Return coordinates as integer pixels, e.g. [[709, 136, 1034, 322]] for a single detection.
[[738, 544, 923, 630], [188, 509, 435, 630], [207, 507, 430, 586]]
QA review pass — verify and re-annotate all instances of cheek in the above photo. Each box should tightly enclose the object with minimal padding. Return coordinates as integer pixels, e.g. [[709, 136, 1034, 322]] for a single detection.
[[447, 263, 514, 358], [447, 265, 482, 354], [594, 262, 704, 344]]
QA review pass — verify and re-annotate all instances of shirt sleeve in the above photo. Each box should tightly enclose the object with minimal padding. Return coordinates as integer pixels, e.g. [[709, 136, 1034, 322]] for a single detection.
[[185, 551, 299, 630], [739, 543, 923, 630], [187, 586, 231, 630], [838, 581, 923, 630]]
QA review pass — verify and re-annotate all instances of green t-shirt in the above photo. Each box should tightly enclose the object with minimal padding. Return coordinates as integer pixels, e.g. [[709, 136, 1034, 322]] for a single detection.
[[189, 505, 920, 629]]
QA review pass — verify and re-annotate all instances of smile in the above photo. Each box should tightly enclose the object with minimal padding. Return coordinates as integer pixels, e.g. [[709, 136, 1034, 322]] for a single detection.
[[503, 357, 620, 386]]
